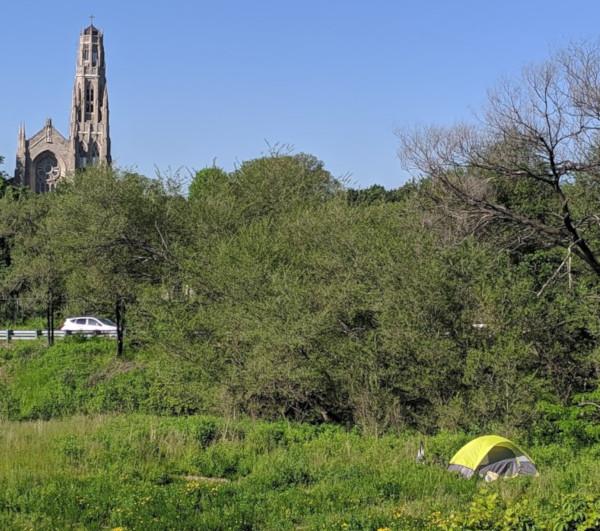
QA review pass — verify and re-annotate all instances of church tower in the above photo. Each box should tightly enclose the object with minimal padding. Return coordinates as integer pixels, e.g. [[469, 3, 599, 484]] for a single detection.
[[14, 21, 111, 192], [70, 23, 111, 167]]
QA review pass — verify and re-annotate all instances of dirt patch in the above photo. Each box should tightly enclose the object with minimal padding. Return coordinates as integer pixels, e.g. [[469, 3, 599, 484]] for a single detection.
[[181, 475, 230, 484]]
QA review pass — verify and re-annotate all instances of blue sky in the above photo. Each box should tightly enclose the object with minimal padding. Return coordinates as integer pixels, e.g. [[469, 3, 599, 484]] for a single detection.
[[1, 0, 599, 189]]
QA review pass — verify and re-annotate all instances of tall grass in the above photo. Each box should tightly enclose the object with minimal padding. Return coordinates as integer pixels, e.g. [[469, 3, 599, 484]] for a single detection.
[[1, 414, 599, 529]]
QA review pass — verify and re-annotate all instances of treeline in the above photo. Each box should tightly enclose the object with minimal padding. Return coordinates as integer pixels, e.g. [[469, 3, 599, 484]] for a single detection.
[[2, 44, 600, 437], [0, 150, 598, 438]]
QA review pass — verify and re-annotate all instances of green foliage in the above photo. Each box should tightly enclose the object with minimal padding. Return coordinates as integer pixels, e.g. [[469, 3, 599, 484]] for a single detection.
[[427, 431, 473, 465], [430, 490, 600, 531], [0, 155, 8, 197], [531, 389, 600, 448], [194, 417, 220, 447], [346, 182, 418, 205], [188, 165, 228, 202], [1, 150, 600, 435], [1, 414, 600, 530], [1, 339, 152, 419]]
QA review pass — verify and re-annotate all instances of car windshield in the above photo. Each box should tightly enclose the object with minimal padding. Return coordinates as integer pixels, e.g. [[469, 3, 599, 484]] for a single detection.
[[99, 318, 116, 326]]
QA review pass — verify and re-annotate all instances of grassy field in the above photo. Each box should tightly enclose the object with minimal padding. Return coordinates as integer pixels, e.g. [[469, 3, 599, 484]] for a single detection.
[[1, 414, 600, 530]]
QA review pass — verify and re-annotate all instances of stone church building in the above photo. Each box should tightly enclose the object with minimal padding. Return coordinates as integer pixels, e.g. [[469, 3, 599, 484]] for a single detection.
[[14, 23, 111, 192]]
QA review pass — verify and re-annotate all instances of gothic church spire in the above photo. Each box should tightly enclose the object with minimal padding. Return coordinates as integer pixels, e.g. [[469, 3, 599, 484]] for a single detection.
[[71, 22, 111, 167], [14, 22, 112, 192]]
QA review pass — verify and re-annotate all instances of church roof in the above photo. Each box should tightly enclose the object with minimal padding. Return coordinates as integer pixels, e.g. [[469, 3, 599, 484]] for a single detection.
[[83, 24, 99, 35], [28, 120, 68, 146]]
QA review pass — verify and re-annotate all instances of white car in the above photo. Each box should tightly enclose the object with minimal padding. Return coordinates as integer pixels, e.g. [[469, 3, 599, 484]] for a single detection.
[[60, 316, 117, 334]]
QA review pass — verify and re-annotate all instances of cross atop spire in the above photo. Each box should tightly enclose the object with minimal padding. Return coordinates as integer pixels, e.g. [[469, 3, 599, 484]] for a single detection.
[[89, 14, 95, 26]]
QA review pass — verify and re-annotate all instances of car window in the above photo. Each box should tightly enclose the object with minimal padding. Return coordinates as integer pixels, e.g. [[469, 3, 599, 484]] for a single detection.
[[75, 318, 87, 325], [99, 318, 116, 326], [87, 319, 100, 326]]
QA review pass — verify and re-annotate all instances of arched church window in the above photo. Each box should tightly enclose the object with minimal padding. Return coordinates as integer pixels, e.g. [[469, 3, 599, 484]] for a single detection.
[[85, 85, 94, 114], [89, 142, 99, 165], [35, 153, 60, 193], [92, 45, 98, 66]]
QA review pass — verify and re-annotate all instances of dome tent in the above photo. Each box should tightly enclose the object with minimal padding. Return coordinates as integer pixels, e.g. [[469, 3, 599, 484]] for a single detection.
[[448, 435, 538, 481]]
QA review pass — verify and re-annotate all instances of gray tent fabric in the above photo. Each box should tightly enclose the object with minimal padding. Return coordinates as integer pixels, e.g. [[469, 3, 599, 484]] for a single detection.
[[449, 456, 538, 480], [447, 463, 475, 478], [478, 456, 537, 478]]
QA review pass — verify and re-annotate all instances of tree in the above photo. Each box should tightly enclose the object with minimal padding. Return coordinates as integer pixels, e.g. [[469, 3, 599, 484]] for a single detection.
[[0, 174, 57, 330], [229, 153, 342, 217], [346, 183, 419, 205], [46, 167, 189, 355], [398, 44, 600, 278], [188, 166, 228, 202], [0, 157, 9, 272], [0, 156, 8, 197]]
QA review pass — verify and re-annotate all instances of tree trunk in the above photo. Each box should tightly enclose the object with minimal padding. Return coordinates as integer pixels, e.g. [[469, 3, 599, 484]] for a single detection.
[[46, 290, 54, 347], [115, 296, 125, 357], [555, 181, 600, 277]]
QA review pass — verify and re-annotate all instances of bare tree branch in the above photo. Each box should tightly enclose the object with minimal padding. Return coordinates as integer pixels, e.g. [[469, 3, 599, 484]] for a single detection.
[[398, 43, 600, 278]]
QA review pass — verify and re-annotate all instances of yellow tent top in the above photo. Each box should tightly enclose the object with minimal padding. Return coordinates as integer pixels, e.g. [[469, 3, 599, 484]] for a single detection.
[[449, 435, 528, 471]]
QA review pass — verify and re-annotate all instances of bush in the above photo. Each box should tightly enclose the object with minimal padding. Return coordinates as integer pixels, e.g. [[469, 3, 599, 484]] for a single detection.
[[194, 417, 220, 448], [532, 396, 600, 448], [192, 442, 253, 479]]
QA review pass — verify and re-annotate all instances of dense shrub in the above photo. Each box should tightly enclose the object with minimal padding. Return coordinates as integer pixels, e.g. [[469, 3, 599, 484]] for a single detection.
[[1, 154, 600, 435]]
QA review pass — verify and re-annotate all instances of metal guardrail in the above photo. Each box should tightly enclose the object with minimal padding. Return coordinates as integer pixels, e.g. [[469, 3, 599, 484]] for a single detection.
[[11, 330, 39, 340], [0, 330, 117, 341]]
